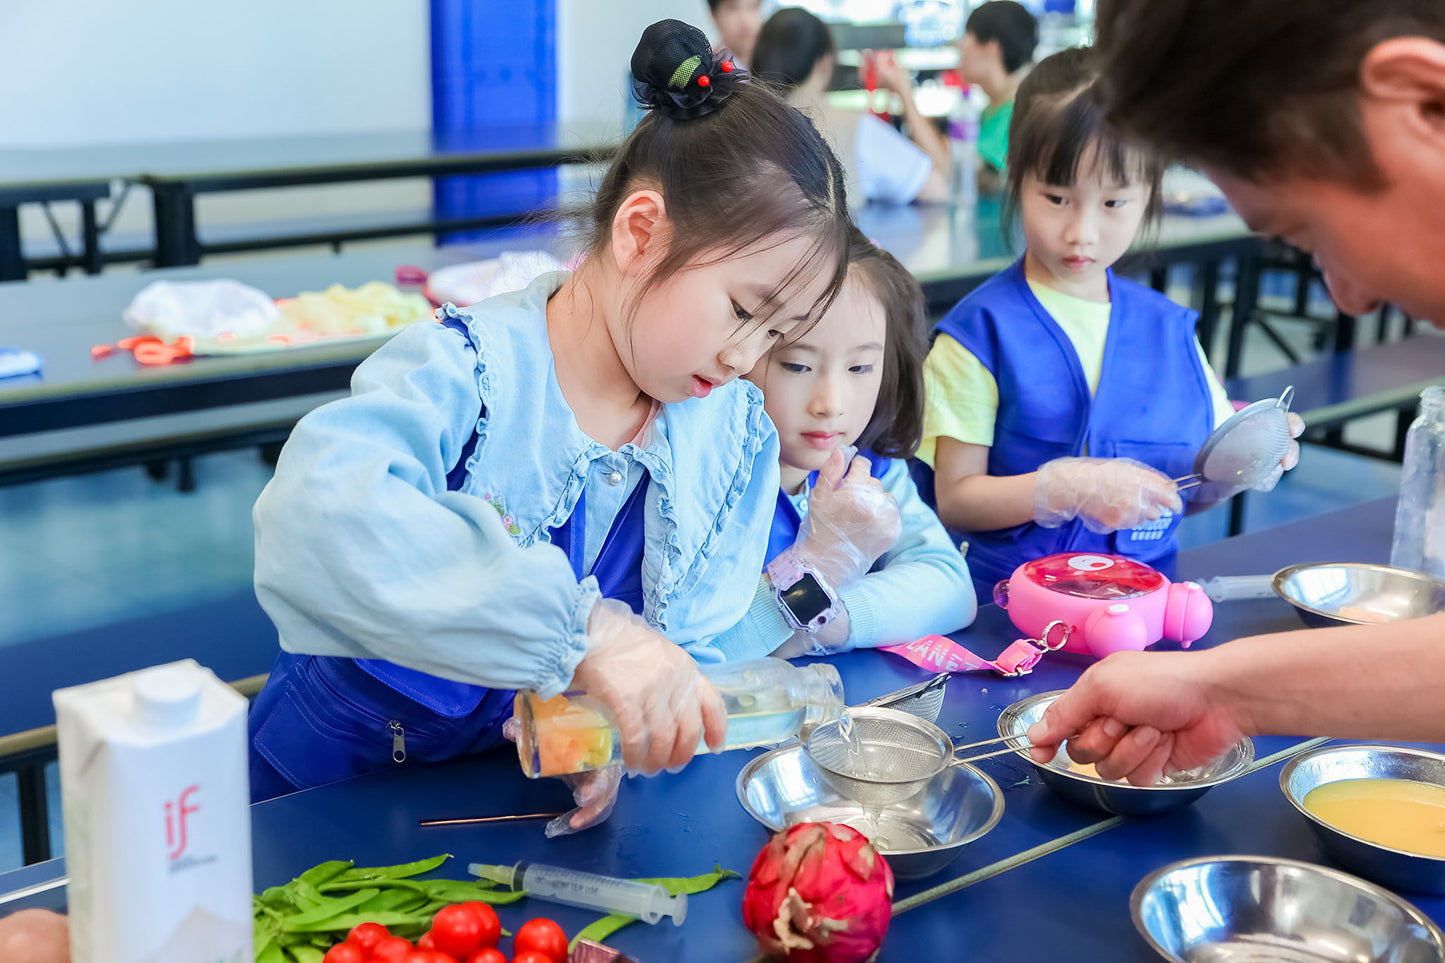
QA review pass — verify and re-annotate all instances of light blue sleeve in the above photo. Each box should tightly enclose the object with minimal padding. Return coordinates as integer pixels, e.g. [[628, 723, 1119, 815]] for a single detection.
[[676, 425, 786, 664], [252, 320, 598, 699], [836, 459, 977, 648]]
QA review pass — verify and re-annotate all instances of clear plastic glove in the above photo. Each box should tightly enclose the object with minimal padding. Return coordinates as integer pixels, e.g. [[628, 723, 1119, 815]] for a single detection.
[[502, 717, 624, 837], [1252, 412, 1306, 494], [791, 450, 902, 588], [570, 599, 727, 774], [771, 603, 854, 659], [547, 764, 624, 838], [1034, 457, 1183, 534]]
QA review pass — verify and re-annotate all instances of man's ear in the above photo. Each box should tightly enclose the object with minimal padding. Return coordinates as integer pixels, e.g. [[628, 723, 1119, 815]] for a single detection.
[[1360, 37, 1445, 142], [609, 188, 670, 277]]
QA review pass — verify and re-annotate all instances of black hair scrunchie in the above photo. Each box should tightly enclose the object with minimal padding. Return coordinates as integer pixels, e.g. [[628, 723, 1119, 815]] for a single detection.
[[630, 19, 750, 122]]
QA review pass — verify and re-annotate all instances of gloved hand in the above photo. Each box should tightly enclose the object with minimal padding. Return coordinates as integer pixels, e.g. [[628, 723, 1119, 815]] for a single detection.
[[1034, 457, 1183, 534], [503, 716, 625, 836], [792, 449, 902, 588], [570, 599, 727, 774], [1252, 412, 1306, 494], [771, 607, 854, 659], [547, 763, 624, 838]]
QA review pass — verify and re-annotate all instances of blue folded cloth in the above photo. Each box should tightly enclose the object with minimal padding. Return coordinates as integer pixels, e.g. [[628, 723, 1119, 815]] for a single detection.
[[0, 347, 42, 379]]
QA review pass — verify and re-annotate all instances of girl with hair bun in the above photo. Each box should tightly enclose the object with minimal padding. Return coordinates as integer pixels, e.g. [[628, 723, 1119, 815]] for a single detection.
[[247, 20, 850, 835]]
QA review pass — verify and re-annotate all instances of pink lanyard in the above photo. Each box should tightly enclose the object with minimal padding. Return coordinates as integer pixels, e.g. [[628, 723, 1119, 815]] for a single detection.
[[881, 622, 1071, 678]]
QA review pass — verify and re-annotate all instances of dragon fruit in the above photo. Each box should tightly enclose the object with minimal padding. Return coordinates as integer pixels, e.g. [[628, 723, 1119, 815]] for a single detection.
[[742, 822, 894, 963]]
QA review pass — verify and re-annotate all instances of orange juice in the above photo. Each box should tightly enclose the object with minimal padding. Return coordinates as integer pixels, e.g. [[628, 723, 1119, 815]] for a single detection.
[[1303, 778, 1445, 857]]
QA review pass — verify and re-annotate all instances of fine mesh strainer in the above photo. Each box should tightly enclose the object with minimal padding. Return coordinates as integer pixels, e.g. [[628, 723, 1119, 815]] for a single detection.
[[804, 707, 1027, 810], [1175, 386, 1294, 493], [855, 672, 950, 724]]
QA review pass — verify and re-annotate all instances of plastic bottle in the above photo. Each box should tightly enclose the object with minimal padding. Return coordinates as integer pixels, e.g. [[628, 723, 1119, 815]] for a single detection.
[[54, 660, 252, 963], [947, 84, 981, 204], [514, 657, 844, 777], [1390, 386, 1445, 580]]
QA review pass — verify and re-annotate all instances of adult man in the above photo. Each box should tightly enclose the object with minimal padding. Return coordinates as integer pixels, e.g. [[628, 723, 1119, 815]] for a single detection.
[[1028, 0, 1445, 784]]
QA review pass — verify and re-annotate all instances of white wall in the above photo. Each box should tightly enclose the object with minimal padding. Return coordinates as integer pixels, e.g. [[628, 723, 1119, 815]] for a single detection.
[[0, 0, 432, 250], [556, 0, 716, 128], [0, 0, 431, 148]]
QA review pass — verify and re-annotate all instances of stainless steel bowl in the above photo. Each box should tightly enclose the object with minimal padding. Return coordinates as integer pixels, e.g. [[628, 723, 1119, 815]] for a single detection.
[[1281, 744, 1445, 894], [1132, 855, 1445, 962], [997, 691, 1254, 816], [735, 743, 1003, 880], [1273, 562, 1445, 628]]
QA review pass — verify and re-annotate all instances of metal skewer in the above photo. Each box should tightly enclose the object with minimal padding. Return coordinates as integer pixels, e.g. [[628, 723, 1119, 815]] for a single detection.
[[419, 811, 564, 828]]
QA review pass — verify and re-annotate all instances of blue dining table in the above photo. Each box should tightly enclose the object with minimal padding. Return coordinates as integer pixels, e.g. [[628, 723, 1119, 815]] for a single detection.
[[3, 496, 1436, 962]]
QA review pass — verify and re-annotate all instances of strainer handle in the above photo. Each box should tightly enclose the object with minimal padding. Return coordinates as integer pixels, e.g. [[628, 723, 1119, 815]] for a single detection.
[[1275, 385, 1294, 412], [949, 733, 1030, 766]]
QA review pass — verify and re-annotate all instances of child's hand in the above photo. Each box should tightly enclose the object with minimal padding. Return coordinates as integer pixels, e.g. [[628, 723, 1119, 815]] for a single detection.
[[1034, 457, 1183, 534], [572, 600, 727, 773], [868, 50, 912, 96], [795, 450, 902, 587], [1253, 412, 1306, 493]]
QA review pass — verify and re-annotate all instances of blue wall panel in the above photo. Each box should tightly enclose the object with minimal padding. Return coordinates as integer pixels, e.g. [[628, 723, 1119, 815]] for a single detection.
[[430, 0, 557, 243]]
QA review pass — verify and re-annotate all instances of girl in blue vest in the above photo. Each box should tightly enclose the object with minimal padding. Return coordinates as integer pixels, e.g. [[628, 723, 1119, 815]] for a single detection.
[[245, 20, 850, 834], [715, 228, 976, 659], [918, 47, 1302, 600]]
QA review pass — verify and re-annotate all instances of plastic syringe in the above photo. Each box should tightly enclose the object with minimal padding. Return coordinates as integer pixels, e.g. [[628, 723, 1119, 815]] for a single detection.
[[468, 862, 687, 925]]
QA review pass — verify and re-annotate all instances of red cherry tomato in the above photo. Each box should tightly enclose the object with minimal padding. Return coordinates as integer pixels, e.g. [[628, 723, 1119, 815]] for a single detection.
[[514, 918, 569, 963], [513, 953, 555, 963], [464, 950, 507, 963], [415, 932, 437, 952], [346, 921, 390, 950], [458, 902, 502, 950], [321, 943, 366, 963], [369, 936, 415, 963], [429, 904, 485, 959], [401, 952, 457, 963]]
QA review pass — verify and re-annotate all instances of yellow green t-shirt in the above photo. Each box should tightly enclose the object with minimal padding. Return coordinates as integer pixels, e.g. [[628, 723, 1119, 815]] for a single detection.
[[918, 280, 1236, 467]]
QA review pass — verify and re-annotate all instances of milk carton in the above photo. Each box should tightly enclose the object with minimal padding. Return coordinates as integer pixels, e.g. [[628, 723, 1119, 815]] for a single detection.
[[54, 659, 252, 963]]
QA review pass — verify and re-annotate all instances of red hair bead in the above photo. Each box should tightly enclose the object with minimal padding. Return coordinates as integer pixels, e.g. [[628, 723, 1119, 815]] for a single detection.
[[698, 75, 711, 87], [720, 61, 734, 73]]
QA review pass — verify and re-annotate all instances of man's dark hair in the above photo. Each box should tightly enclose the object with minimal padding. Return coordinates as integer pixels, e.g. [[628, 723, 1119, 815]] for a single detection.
[[965, 1, 1038, 75], [1094, 0, 1445, 188]]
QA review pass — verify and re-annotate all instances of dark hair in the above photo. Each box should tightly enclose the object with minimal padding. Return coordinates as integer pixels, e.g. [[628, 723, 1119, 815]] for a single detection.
[[751, 7, 835, 91], [965, 1, 1039, 74], [597, 20, 850, 331], [847, 229, 927, 460], [1094, 0, 1445, 189], [1004, 47, 1165, 234]]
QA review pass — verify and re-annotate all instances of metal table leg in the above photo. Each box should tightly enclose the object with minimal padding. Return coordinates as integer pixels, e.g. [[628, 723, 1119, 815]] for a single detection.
[[0, 206, 24, 282], [1225, 250, 1262, 379], [81, 199, 102, 274], [151, 182, 201, 266]]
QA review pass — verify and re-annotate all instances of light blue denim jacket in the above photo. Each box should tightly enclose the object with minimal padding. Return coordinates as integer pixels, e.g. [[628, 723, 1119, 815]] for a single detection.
[[713, 457, 977, 659], [253, 272, 781, 699]]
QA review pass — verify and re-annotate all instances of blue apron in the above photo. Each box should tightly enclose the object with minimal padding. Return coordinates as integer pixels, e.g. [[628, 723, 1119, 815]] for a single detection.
[[919, 260, 1214, 599], [765, 451, 892, 564], [249, 455, 649, 801]]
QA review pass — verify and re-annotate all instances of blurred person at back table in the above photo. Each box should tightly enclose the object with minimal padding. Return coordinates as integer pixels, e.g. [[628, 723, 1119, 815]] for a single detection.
[[956, 0, 1038, 190], [708, 0, 763, 67], [1027, 0, 1445, 786], [754, 6, 952, 205]]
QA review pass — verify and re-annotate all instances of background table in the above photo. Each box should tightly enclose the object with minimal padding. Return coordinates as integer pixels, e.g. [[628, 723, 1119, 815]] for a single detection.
[[2, 497, 1434, 962]]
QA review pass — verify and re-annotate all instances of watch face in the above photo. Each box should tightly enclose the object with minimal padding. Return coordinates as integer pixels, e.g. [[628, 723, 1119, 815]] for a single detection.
[[780, 572, 832, 626]]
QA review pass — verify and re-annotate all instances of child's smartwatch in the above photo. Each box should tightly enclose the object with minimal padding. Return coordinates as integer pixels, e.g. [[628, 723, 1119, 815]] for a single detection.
[[766, 553, 840, 634]]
